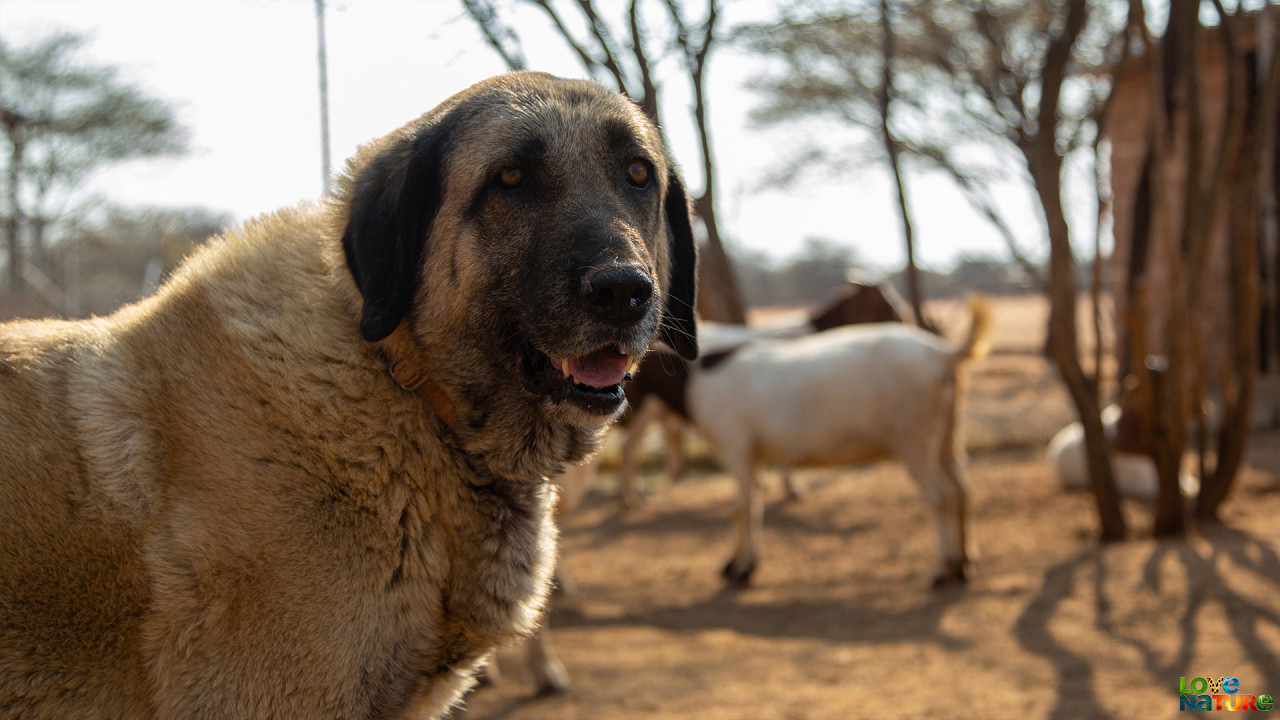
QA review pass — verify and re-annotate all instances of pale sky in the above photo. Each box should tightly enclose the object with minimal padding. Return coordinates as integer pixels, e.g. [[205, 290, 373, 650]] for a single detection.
[[1, 0, 1050, 272]]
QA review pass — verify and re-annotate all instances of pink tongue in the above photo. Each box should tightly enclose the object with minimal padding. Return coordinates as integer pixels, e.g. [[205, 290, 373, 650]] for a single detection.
[[567, 349, 630, 389]]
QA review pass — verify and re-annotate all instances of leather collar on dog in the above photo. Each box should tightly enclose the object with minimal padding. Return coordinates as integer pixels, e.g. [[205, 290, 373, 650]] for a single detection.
[[377, 322, 460, 434]]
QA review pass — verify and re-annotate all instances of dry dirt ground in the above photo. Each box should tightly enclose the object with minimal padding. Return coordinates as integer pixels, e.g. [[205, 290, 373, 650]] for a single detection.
[[461, 295, 1280, 720]]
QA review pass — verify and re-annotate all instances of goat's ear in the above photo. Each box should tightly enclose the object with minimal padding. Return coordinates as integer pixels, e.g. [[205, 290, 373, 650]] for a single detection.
[[658, 168, 698, 360], [341, 124, 449, 343]]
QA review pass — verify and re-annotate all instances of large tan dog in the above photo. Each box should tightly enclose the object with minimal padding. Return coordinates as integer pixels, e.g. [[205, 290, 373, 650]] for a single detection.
[[0, 72, 697, 719]]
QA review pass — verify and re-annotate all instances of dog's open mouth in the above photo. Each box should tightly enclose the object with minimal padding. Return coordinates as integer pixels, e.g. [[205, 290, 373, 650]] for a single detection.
[[522, 342, 632, 416]]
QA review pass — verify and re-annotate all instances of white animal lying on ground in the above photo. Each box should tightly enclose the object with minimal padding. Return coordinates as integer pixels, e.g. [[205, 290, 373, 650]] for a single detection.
[[1046, 405, 1199, 501], [689, 296, 993, 587]]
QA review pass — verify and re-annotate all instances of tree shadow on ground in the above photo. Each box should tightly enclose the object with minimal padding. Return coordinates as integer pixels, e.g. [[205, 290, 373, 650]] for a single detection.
[[1014, 526, 1280, 720], [1131, 525, 1280, 683], [1013, 547, 1110, 720]]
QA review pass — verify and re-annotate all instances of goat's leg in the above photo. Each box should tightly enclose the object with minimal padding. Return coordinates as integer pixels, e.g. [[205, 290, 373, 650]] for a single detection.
[[903, 455, 970, 588], [555, 459, 594, 518], [941, 448, 974, 577], [722, 453, 762, 587], [933, 396, 974, 585], [524, 627, 570, 697], [661, 412, 688, 482], [550, 462, 593, 595], [521, 552, 573, 697], [617, 396, 666, 510], [931, 470, 970, 587], [782, 467, 804, 501]]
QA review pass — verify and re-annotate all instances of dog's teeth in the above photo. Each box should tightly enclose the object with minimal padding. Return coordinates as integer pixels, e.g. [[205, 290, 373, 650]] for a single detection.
[[560, 359, 572, 378]]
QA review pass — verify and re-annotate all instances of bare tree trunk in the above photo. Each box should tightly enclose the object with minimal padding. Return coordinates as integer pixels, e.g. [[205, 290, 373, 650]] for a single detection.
[[683, 82, 748, 325], [688, 1, 742, 323], [1146, 354, 1186, 536], [878, 0, 933, 332], [1266, 52, 1280, 421], [680, 0, 743, 323], [1038, 0, 1126, 542], [629, 0, 658, 122], [1198, 182, 1262, 519], [1196, 7, 1280, 519], [1041, 161, 1126, 540], [315, 0, 333, 195], [4, 116, 24, 293], [1262, 6, 1280, 428], [1091, 128, 1107, 387], [693, 197, 745, 323], [1143, 1, 1199, 537], [1125, 0, 1190, 537]]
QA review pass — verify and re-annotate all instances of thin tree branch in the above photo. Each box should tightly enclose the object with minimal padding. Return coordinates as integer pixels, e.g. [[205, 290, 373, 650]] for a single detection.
[[526, 0, 618, 89], [628, 0, 658, 119], [461, 0, 527, 71], [573, 0, 630, 90]]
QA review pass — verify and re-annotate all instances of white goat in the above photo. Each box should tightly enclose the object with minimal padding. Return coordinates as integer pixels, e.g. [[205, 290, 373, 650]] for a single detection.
[[688, 296, 993, 587], [615, 283, 911, 508], [611, 320, 810, 507], [1046, 405, 1199, 501]]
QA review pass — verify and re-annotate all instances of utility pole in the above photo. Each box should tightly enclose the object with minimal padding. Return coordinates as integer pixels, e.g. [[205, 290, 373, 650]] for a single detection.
[[315, 0, 332, 195], [1, 107, 27, 293]]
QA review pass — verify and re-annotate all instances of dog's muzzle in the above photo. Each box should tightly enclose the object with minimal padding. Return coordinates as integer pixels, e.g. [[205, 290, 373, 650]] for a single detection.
[[522, 343, 636, 417], [581, 265, 653, 327]]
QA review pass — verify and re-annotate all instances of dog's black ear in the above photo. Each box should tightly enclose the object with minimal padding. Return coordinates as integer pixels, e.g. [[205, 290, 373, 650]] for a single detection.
[[659, 169, 698, 360], [342, 124, 449, 343]]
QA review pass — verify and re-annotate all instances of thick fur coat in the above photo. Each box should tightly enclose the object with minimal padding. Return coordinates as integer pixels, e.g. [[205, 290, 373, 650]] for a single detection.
[[0, 72, 696, 719]]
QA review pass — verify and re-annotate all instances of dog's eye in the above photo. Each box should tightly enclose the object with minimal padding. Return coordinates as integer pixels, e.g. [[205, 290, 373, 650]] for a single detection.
[[497, 166, 525, 189], [625, 160, 650, 188]]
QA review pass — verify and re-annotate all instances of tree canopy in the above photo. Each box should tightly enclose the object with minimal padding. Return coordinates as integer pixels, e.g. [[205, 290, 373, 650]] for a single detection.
[[1, 31, 187, 295]]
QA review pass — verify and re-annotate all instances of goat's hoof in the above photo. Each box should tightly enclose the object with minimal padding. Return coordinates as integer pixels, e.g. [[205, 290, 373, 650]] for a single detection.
[[616, 491, 645, 513], [721, 559, 756, 587], [532, 663, 570, 698], [931, 561, 969, 589]]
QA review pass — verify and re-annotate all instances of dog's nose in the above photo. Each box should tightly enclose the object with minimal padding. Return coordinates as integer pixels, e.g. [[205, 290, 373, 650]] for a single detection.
[[582, 266, 654, 324]]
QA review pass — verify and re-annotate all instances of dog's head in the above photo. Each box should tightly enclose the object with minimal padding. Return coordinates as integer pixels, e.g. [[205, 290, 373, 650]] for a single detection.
[[335, 73, 697, 470]]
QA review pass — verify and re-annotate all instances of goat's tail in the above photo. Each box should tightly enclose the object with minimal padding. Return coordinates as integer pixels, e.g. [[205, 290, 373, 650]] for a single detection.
[[952, 294, 994, 364]]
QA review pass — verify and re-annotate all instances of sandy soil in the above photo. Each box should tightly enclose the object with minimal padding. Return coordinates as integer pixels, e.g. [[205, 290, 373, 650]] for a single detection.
[[459, 295, 1280, 720]]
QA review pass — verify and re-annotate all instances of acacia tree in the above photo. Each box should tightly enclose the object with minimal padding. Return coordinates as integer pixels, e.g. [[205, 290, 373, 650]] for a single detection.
[[742, 3, 1054, 328], [461, 0, 746, 323], [748, 0, 1127, 539], [0, 32, 186, 304], [877, 0, 933, 329]]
